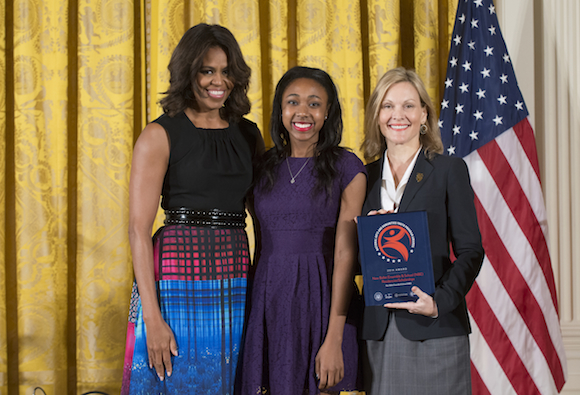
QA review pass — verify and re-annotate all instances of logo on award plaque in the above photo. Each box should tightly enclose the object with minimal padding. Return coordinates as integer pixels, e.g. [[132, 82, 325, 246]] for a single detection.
[[373, 221, 416, 263]]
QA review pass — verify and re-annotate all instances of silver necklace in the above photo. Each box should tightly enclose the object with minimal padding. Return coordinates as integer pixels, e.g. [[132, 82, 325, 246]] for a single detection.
[[286, 157, 311, 184]]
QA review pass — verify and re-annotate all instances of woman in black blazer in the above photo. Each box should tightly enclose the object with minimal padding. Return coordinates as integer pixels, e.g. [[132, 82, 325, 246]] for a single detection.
[[360, 68, 484, 395]]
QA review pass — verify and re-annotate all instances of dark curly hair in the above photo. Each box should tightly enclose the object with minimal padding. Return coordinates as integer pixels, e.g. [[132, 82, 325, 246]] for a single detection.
[[159, 23, 251, 121], [257, 66, 344, 198]]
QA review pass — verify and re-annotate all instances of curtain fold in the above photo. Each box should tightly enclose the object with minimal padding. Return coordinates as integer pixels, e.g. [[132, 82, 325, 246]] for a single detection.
[[367, 0, 401, 101], [0, 0, 7, 392], [12, 0, 70, 393], [413, 0, 441, 104], [76, 1, 135, 393], [1, 1, 455, 393]]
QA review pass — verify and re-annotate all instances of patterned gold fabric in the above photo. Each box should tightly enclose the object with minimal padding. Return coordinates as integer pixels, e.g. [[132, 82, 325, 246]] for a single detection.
[[0, 1, 456, 393], [76, 0, 135, 393], [0, 0, 6, 392], [367, 0, 401, 90]]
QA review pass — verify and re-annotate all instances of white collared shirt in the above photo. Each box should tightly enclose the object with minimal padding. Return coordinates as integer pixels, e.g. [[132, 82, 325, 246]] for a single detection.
[[380, 147, 422, 212]]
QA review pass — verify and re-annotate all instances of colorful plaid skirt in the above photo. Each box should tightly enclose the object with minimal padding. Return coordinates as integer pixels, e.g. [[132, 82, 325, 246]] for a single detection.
[[122, 225, 250, 395]]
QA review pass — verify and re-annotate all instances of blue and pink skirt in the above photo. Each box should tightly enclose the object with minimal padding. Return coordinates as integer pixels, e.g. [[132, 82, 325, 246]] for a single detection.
[[122, 225, 250, 395]]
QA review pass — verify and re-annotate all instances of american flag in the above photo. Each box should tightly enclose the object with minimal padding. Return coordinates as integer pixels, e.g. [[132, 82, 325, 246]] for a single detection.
[[439, 0, 568, 394]]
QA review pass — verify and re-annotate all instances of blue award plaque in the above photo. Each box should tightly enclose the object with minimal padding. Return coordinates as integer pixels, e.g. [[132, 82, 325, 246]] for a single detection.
[[357, 211, 435, 306]]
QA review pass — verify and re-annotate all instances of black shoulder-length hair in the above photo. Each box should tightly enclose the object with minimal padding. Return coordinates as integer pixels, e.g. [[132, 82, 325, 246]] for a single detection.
[[258, 66, 343, 197], [159, 23, 251, 121]]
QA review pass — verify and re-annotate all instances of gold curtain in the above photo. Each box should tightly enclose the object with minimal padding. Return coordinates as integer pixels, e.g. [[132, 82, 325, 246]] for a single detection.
[[0, 0, 457, 393]]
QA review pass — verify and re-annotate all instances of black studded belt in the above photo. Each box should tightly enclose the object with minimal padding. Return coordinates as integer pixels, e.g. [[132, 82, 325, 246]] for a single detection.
[[164, 208, 246, 229]]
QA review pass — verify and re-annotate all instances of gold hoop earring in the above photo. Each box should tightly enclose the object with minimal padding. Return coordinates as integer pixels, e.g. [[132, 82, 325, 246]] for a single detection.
[[420, 124, 427, 135]]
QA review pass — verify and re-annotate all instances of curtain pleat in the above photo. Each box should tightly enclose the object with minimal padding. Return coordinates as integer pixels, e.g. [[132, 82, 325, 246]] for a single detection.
[[0, 1, 457, 393], [367, 0, 401, 95], [261, 0, 288, 148], [144, 0, 182, 233], [146, 0, 182, 123], [75, 1, 135, 393], [0, 0, 7, 391], [414, 0, 440, 106], [12, 0, 69, 393]]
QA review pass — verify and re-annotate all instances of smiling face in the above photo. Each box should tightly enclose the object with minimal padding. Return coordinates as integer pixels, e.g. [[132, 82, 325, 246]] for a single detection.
[[281, 78, 329, 156], [193, 46, 233, 113], [379, 81, 427, 150]]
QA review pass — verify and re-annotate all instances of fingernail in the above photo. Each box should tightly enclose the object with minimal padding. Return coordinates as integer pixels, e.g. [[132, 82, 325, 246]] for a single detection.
[[158, 374, 164, 381], [167, 371, 172, 377]]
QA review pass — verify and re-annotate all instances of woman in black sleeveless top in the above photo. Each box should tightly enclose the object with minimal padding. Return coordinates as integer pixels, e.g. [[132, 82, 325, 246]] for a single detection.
[[122, 24, 263, 395]]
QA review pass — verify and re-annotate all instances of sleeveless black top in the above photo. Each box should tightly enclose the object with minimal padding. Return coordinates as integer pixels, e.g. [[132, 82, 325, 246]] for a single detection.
[[155, 112, 262, 213]]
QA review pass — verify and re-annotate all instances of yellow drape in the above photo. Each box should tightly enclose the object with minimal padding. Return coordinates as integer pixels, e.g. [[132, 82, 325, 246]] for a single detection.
[[0, 0, 7, 391], [76, 0, 136, 393], [1, 1, 457, 393]]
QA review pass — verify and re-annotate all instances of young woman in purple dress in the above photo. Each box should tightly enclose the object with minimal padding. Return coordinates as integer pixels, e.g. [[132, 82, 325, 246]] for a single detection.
[[237, 66, 367, 394]]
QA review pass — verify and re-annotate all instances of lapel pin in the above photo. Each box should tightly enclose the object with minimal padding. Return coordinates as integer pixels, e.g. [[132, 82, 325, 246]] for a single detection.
[[416, 173, 424, 182]]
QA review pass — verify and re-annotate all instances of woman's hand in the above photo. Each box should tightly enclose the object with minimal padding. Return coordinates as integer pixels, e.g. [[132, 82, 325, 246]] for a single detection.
[[355, 208, 391, 224], [146, 317, 179, 380], [315, 339, 344, 390], [367, 208, 392, 216], [384, 286, 438, 317]]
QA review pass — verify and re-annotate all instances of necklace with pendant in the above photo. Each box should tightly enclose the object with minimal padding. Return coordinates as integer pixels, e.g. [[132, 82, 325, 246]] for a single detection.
[[286, 157, 311, 184]]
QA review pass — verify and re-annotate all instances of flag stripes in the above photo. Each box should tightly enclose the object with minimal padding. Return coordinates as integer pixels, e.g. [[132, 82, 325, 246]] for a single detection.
[[461, 128, 566, 392], [512, 118, 541, 181], [470, 360, 494, 395], [495, 123, 547, 237], [467, 280, 542, 394], [472, 193, 564, 389], [476, 133, 557, 310], [469, 314, 516, 395], [439, 1, 567, 392]]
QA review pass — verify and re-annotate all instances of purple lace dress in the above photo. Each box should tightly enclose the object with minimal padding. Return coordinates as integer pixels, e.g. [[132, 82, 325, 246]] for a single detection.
[[238, 150, 366, 395]]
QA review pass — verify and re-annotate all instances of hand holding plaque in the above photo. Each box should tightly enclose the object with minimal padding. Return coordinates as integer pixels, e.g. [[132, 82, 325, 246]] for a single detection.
[[357, 211, 435, 306]]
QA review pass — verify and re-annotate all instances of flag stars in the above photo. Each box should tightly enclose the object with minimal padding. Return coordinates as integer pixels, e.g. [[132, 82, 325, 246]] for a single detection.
[[474, 0, 483, 7], [497, 95, 508, 105], [471, 19, 479, 29], [462, 61, 472, 71], [455, 104, 464, 114], [459, 14, 466, 24], [468, 41, 476, 50], [453, 125, 461, 135], [438, 119, 444, 128], [476, 89, 486, 99], [447, 146, 457, 155], [459, 83, 470, 93], [450, 57, 458, 67], [493, 115, 503, 125], [489, 25, 497, 35], [441, 99, 449, 109], [473, 110, 484, 120], [503, 53, 511, 63], [469, 131, 479, 140], [481, 68, 491, 78], [489, 4, 496, 14], [500, 74, 509, 84], [454, 35, 462, 46], [445, 78, 454, 88], [484, 46, 494, 56], [515, 101, 524, 110]]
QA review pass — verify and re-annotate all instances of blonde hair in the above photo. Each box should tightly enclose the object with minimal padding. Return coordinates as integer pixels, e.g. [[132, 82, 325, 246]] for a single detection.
[[361, 67, 443, 162]]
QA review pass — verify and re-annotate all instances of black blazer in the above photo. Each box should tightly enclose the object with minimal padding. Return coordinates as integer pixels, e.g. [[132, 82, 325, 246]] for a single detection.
[[361, 150, 484, 341]]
